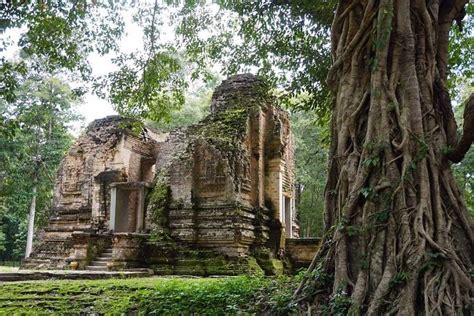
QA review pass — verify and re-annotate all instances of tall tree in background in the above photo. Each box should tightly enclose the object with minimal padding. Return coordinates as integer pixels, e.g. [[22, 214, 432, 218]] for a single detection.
[[0, 77, 78, 261], [146, 78, 216, 132], [291, 110, 329, 238]]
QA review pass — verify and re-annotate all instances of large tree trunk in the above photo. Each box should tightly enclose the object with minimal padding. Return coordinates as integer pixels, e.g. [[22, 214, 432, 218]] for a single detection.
[[294, 0, 473, 314], [25, 183, 37, 258]]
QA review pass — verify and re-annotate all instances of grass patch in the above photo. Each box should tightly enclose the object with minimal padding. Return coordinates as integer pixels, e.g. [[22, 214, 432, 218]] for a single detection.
[[0, 275, 300, 314]]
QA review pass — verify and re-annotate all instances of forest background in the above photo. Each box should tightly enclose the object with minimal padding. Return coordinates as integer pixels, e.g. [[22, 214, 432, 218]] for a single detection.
[[0, 1, 472, 264]]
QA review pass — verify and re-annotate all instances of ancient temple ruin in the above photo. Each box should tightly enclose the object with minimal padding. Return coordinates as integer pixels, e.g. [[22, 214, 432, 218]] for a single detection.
[[23, 74, 305, 275]]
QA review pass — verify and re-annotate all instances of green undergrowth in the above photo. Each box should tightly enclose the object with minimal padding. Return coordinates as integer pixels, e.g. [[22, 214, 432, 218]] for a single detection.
[[147, 175, 171, 240], [0, 275, 301, 315]]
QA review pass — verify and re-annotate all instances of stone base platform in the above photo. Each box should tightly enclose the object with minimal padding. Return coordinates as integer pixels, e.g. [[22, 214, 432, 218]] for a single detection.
[[0, 268, 153, 282], [285, 238, 321, 269]]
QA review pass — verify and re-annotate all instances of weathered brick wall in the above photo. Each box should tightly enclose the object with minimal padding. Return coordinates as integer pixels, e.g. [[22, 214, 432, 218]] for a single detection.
[[148, 75, 272, 257], [148, 74, 297, 260], [25, 117, 156, 269]]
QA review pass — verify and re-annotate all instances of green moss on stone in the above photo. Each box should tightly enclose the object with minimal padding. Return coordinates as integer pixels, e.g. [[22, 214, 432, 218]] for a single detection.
[[174, 260, 207, 275], [253, 247, 285, 276], [246, 256, 265, 276], [146, 248, 266, 276], [147, 177, 171, 241], [204, 257, 230, 275], [192, 107, 250, 152], [270, 259, 284, 275], [256, 257, 284, 276]]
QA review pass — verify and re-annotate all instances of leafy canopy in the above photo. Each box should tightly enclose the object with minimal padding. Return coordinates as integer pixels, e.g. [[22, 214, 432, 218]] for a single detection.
[[0, 76, 78, 261], [1, 1, 336, 122]]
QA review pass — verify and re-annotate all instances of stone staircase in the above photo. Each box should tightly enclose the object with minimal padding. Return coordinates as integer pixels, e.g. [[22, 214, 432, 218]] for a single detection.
[[22, 236, 75, 269], [22, 207, 93, 269], [85, 247, 113, 271]]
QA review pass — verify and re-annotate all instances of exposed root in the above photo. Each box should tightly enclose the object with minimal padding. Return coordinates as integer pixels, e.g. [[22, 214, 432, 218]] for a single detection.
[[293, 0, 473, 314]]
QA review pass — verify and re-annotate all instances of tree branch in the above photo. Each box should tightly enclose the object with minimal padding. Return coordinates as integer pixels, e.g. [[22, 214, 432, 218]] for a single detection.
[[448, 94, 474, 163]]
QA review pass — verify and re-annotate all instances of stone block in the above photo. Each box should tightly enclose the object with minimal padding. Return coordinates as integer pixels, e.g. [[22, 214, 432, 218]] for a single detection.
[[285, 238, 321, 269]]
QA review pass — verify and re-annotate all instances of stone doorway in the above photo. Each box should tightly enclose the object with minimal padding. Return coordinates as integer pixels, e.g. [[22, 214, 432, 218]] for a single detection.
[[109, 182, 152, 233]]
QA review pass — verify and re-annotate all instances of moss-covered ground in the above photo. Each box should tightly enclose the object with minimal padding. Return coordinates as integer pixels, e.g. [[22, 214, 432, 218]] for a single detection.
[[0, 275, 300, 315]]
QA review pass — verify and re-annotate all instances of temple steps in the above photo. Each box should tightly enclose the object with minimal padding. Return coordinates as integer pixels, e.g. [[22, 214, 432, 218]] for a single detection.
[[85, 265, 109, 271], [85, 247, 113, 271], [95, 256, 111, 262], [50, 214, 91, 221], [26, 236, 74, 265], [44, 226, 92, 232]]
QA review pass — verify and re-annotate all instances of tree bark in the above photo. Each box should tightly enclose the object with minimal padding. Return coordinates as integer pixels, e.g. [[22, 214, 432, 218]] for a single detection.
[[294, 0, 473, 314], [25, 183, 37, 258], [447, 94, 474, 163]]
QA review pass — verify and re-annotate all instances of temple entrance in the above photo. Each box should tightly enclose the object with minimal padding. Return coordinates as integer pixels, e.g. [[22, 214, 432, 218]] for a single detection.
[[93, 170, 127, 229], [110, 187, 130, 232], [109, 182, 151, 233]]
